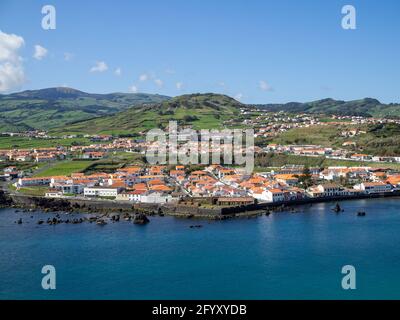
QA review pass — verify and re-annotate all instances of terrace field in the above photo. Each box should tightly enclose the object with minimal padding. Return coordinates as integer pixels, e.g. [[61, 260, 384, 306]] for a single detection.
[[33, 160, 97, 177], [0, 136, 92, 149]]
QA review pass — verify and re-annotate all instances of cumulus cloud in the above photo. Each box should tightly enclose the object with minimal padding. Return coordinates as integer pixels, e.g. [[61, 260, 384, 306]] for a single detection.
[[0, 30, 25, 92], [33, 45, 48, 60], [154, 78, 163, 87], [176, 82, 183, 90], [90, 61, 108, 73], [114, 67, 122, 76], [259, 80, 273, 92], [129, 84, 138, 93], [139, 73, 149, 82]]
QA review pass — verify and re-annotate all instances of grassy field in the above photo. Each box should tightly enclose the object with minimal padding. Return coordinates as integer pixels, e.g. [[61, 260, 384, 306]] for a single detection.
[[17, 186, 49, 196], [33, 160, 97, 177], [0, 136, 92, 149], [52, 94, 242, 135], [270, 123, 400, 156]]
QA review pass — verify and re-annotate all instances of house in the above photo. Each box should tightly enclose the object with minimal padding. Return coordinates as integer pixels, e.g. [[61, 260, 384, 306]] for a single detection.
[[274, 174, 299, 186], [307, 184, 348, 197], [17, 177, 51, 187], [216, 197, 254, 206], [351, 154, 370, 161], [140, 191, 174, 203], [264, 189, 287, 203], [83, 187, 119, 197], [354, 182, 393, 194], [116, 189, 146, 202]]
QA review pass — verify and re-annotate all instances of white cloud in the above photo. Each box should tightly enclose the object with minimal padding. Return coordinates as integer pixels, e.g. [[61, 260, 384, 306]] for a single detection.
[[234, 93, 243, 101], [139, 73, 149, 81], [165, 68, 175, 74], [33, 44, 48, 60], [114, 67, 122, 76], [129, 84, 138, 93], [176, 82, 183, 90], [64, 52, 74, 61], [154, 78, 163, 87], [0, 30, 25, 92], [259, 80, 273, 92], [90, 61, 108, 73]]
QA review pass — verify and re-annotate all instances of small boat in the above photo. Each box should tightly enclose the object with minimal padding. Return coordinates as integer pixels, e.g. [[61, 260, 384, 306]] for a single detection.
[[357, 211, 366, 217]]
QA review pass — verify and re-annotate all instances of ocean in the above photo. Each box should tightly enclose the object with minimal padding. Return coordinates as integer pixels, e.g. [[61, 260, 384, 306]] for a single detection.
[[1, 198, 400, 299]]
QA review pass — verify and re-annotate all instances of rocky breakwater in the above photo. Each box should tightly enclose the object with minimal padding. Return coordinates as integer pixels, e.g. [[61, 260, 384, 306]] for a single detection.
[[0, 189, 13, 207]]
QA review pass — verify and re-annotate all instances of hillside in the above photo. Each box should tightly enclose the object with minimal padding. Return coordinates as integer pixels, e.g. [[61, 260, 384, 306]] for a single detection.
[[0, 87, 170, 132], [53, 93, 243, 135], [254, 98, 400, 118]]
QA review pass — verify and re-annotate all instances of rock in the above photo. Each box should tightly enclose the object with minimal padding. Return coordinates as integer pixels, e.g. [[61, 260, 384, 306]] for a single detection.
[[37, 220, 44, 225], [96, 219, 107, 226], [133, 213, 149, 225], [17, 218, 23, 224]]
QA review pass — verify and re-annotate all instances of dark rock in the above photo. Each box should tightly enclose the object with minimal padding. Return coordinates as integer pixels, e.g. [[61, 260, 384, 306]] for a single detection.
[[133, 213, 149, 225]]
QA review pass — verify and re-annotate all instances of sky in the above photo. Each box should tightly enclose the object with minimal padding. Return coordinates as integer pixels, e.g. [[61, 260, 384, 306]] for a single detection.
[[0, 0, 399, 103]]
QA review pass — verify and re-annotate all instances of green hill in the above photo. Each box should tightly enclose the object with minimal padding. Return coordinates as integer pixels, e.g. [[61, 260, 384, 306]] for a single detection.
[[53, 93, 243, 135], [0, 87, 170, 132], [254, 98, 400, 118]]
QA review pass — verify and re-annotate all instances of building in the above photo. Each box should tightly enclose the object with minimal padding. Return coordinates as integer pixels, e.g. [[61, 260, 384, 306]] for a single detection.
[[264, 189, 287, 202], [354, 182, 393, 194], [17, 177, 51, 187], [83, 187, 119, 198], [216, 197, 255, 206]]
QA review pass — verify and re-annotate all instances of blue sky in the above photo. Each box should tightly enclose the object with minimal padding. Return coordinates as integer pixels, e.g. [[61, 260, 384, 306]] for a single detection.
[[0, 0, 399, 103]]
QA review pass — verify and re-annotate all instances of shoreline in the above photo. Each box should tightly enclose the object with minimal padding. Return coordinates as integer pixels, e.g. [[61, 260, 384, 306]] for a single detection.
[[2, 189, 400, 221]]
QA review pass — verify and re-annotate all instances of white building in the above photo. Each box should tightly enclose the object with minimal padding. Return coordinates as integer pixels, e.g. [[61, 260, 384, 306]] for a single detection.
[[84, 187, 119, 198], [354, 182, 392, 194], [17, 177, 51, 187], [140, 191, 174, 203]]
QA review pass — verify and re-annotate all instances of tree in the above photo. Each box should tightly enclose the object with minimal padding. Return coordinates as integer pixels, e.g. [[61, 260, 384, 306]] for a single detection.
[[298, 166, 313, 188]]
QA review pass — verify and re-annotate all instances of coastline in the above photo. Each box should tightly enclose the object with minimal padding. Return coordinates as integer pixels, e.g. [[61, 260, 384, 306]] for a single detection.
[[2, 189, 400, 221]]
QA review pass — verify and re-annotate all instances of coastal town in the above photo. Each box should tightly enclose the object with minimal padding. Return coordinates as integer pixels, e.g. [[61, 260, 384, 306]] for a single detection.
[[1, 110, 400, 214], [1, 137, 400, 209]]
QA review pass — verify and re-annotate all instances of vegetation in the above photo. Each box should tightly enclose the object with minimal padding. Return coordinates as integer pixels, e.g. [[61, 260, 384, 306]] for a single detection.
[[55, 93, 243, 135], [255, 98, 400, 118], [0, 87, 170, 132], [0, 136, 91, 149], [33, 160, 97, 177], [270, 122, 400, 156]]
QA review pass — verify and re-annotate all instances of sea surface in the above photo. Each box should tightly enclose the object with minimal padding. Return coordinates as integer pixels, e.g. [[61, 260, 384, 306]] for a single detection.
[[1, 198, 400, 300]]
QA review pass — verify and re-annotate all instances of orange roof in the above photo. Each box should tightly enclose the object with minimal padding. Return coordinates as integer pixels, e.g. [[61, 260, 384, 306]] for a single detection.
[[150, 185, 172, 191], [191, 170, 207, 175], [148, 179, 165, 185], [132, 183, 147, 190], [268, 188, 284, 194], [274, 174, 298, 180]]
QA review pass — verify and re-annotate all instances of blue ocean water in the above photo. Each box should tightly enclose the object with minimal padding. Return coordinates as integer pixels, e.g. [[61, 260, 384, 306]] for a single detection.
[[1, 198, 400, 300]]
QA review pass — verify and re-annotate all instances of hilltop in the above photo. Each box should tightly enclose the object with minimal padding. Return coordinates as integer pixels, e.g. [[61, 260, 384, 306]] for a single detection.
[[253, 98, 400, 118], [0, 87, 170, 132], [53, 93, 243, 135]]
